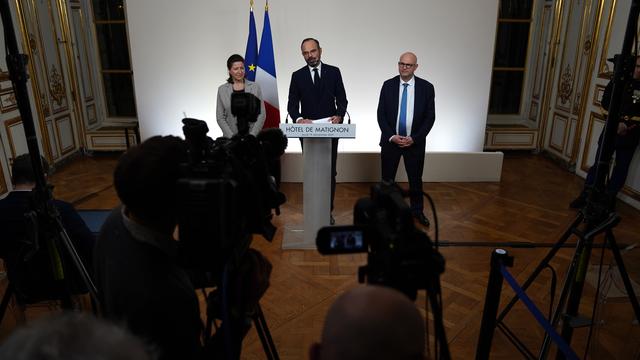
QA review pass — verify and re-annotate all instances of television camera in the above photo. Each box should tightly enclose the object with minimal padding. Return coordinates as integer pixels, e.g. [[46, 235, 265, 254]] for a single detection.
[[177, 92, 287, 273]]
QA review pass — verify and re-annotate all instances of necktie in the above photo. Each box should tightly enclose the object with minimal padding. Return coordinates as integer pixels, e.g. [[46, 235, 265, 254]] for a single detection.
[[313, 68, 320, 86], [399, 83, 408, 136]]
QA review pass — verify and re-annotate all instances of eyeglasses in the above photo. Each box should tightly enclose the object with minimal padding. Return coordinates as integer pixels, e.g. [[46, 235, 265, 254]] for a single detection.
[[398, 62, 416, 68]]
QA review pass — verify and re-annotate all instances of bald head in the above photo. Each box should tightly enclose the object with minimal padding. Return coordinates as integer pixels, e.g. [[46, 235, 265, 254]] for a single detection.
[[398, 52, 419, 82], [311, 285, 425, 360]]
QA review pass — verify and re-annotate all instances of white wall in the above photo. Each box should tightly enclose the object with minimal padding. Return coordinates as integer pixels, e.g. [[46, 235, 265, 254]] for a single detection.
[[126, 0, 498, 153]]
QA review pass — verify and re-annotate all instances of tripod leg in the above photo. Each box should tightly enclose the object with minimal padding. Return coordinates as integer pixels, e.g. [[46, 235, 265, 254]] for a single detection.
[[252, 304, 279, 360], [605, 229, 640, 323], [497, 214, 583, 323], [554, 230, 596, 360], [538, 230, 588, 359]]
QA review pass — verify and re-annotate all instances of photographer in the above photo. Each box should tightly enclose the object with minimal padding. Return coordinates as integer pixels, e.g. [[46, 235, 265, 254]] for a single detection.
[[94, 136, 272, 360], [0, 154, 95, 303], [570, 55, 640, 209]]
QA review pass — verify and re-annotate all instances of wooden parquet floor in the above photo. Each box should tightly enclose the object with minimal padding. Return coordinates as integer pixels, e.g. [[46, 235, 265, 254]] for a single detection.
[[2, 151, 640, 359]]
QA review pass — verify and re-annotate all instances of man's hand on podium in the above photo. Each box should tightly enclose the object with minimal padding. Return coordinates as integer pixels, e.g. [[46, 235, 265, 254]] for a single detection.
[[329, 115, 343, 124], [296, 118, 313, 124]]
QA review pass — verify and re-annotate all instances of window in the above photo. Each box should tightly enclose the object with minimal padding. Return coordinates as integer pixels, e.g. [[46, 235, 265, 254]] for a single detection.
[[91, 0, 136, 117], [488, 0, 534, 114]]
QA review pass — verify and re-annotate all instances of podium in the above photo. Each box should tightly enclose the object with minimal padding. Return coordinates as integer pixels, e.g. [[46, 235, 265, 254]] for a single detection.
[[279, 123, 356, 249]]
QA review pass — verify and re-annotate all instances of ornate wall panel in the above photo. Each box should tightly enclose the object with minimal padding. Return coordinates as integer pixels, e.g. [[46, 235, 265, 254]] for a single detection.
[[554, 0, 585, 113], [532, 4, 554, 101], [550, 112, 569, 152], [597, 0, 618, 78], [87, 103, 97, 125], [34, 0, 69, 114], [570, 0, 602, 117], [580, 111, 605, 172], [529, 100, 539, 121], [45, 119, 59, 159], [0, 90, 17, 113], [593, 84, 605, 107], [71, 7, 94, 103], [54, 114, 75, 155], [565, 118, 577, 157], [5, 117, 28, 158], [15, 0, 81, 161]]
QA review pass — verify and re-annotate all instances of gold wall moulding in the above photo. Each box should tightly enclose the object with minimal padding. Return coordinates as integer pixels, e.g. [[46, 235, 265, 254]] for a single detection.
[[559, 65, 574, 104]]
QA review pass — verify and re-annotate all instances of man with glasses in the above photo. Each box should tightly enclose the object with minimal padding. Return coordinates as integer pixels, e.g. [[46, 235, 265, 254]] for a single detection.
[[377, 52, 435, 226], [287, 38, 348, 225]]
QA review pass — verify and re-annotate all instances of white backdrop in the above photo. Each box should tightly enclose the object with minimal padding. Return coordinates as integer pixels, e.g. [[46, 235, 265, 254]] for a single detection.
[[126, 0, 498, 153]]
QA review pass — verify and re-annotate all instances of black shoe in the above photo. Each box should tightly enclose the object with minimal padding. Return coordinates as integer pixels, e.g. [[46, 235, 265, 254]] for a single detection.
[[330, 215, 335, 225], [414, 213, 430, 227], [569, 194, 587, 209]]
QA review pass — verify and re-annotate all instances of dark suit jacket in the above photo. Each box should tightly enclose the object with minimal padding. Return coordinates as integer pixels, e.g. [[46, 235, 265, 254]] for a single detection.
[[95, 207, 202, 360], [377, 75, 435, 146], [287, 63, 348, 121]]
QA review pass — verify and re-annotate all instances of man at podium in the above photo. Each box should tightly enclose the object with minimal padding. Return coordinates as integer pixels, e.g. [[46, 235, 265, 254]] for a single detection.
[[287, 37, 348, 224]]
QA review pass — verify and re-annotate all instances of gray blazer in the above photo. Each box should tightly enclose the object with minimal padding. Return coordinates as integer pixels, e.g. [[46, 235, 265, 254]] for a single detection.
[[216, 80, 266, 137]]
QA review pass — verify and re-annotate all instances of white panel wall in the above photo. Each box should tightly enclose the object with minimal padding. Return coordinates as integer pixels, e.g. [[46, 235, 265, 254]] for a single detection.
[[126, 0, 498, 153]]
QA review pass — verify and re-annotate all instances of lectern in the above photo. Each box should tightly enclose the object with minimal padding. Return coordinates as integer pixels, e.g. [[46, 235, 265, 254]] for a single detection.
[[279, 123, 356, 249]]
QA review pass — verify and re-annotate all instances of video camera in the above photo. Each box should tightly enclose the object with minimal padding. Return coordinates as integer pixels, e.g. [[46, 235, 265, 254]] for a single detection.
[[176, 92, 287, 273], [316, 182, 445, 300]]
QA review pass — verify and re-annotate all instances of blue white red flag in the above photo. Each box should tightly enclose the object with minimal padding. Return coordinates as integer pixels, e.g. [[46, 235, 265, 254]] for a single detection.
[[255, 2, 280, 128]]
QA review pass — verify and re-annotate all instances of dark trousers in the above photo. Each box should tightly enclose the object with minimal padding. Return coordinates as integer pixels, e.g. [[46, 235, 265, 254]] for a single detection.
[[301, 138, 338, 210], [584, 127, 640, 195], [380, 141, 425, 214]]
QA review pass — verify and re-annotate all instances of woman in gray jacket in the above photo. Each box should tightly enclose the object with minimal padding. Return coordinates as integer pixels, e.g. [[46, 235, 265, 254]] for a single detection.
[[216, 54, 266, 137]]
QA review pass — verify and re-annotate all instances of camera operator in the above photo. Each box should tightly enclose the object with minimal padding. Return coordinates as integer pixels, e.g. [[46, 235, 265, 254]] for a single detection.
[[309, 285, 426, 360], [570, 55, 640, 209], [0, 154, 95, 303], [94, 136, 272, 360]]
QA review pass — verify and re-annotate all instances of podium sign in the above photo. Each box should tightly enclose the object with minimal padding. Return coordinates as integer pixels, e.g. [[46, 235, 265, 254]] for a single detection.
[[280, 123, 356, 138], [279, 123, 356, 249]]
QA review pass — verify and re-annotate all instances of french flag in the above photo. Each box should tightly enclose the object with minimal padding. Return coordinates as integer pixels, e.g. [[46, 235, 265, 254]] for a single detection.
[[255, 3, 280, 128]]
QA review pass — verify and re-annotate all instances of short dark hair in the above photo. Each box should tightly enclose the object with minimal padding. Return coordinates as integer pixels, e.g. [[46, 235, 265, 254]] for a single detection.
[[11, 154, 49, 185], [114, 136, 186, 230], [226, 54, 245, 83], [301, 38, 320, 50]]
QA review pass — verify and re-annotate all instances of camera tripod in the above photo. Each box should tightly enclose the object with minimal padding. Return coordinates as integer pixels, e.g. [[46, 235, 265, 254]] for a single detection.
[[496, 2, 640, 358]]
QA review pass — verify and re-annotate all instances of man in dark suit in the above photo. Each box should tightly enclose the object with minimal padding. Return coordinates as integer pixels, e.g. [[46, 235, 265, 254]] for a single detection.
[[377, 52, 435, 226], [0, 154, 95, 302], [287, 38, 348, 224]]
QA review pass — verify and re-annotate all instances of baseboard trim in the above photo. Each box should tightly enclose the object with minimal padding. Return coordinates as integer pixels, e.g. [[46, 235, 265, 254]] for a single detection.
[[281, 151, 504, 182]]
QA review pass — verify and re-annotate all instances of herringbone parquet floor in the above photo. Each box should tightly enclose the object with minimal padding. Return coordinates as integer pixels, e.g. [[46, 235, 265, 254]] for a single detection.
[[1, 151, 639, 359]]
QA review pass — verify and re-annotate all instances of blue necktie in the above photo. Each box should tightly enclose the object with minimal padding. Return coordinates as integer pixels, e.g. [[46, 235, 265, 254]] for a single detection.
[[399, 83, 408, 136]]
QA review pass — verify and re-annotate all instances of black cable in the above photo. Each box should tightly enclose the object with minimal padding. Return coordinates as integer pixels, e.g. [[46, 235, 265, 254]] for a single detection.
[[423, 191, 439, 249]]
